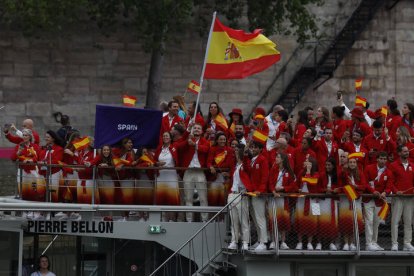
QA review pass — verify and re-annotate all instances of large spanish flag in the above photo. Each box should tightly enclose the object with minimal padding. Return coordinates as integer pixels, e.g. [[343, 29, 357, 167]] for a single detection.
[[204, 18, 280, 79]]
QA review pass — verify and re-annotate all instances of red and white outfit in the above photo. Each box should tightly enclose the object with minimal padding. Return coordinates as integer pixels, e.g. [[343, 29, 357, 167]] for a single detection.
[[175, 132, 210, 222], [12, 143, 42, 201], [364, 164, 393, 246], [76, 149, 98, 204], [207, 146, 235, 206], [38, 144, 63, 202], [154, 145, 180, 206], [92, 155, 116, 204], [112, 149, 135, 205], [318, 171, 340, 242], [362, 133, 395, 165]]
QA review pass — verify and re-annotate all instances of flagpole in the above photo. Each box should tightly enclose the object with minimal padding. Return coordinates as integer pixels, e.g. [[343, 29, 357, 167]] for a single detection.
[[193, 11, 217, 122]]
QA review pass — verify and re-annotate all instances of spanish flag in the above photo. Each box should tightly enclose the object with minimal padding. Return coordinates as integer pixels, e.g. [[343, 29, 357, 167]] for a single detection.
[[204, 18, 280, 79], [343, 184, 358, 201], [252, 129, 268, 144], [214, 113, 229, 129], [355, 78, 363, 91], [228, 123, 236, 136], [381, 106, 388, 117], [355, 95, 367, 107], [113, 158, 131, 167], [123, 95, 137, 107], [214, 150, 227, 166], [378, 202, 390, 220], [187, 80, 201, 95], [348, 152, 365, 159], [302, 176, 318, 185], [73, 137, 90, 151], [139, 153, 155, 165]]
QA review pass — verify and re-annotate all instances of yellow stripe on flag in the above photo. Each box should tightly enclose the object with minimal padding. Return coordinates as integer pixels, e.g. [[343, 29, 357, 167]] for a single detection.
[[252, 129, 268, 144], [139, 154, 155, 165], [113, 158, 121, 167], [355, 78, 363, 90], [381, 106, 388, 117], [344, 185, 358, 201], [302, 176, 318, 185], [378, 202, 390, 220], [123, 95, 137, 107], [215, 113, 228, 129], [348, 152, 364, 159], [214, 151, 227, 166], [355, 95, 367, 107], [73, 137, 90, 150]]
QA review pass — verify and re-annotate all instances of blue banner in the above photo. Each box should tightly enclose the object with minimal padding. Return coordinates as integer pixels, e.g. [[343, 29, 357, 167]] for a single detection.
[[94, 105, 162, 149]]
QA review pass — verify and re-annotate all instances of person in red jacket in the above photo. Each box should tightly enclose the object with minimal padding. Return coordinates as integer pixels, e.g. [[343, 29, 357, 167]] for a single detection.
[[174, 123, 210, 222], [295, 157, 320, 250], [268, 152, 297, 250], [317, 157, 341, 251], [207, 132, 235, 207], [292, 138, 316, 176], [386, 99, 402, 141], [364, 152, 392, 251], [362, 120, 395, 165], [38, 130, 64, 204], [337, 155, 371, 251], [3, 118, 41, 145], [159, 100, 183, 144], [288, 110, 309, 148], [154, 132, 180, 221], [11, 129, 41, 202], [227, 144, 252, 251], [76, 140, 97, 205], [185, 101, 205, 129], [312, 127, 339, 173], [389, 145, 414, 251], [340, 130, 368, 169], [93, 145, 116, 205], [243, 141, 269, 252], [332, 105, 348, 144], [205, 102, 228, 143], [346, 107, 372, 138], [392, 126, 414, 162]]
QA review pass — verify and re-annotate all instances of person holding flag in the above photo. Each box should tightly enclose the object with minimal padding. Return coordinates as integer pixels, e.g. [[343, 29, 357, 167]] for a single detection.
[[363, 151, 393, 251], [184, 101, 205, 129], [75, 137, 98, 205], [389, 145, 414, 251], [228, 108, 248, 140], [207, 132, 235, 207], [205, 102, 228, 143]]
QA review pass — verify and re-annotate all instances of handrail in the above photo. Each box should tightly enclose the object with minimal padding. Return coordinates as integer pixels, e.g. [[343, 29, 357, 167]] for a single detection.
[[148, 192, 243, 276]]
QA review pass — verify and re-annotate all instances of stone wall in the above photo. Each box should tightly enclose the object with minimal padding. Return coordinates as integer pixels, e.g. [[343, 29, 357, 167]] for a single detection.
[[295, 0, 414, 113], [0, 0, 361, 149]]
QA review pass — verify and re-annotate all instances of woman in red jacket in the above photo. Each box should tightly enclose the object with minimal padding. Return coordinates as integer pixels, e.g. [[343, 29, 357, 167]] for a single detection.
[[76, 140, 98, 204], [11, 129, 41, 202], [337, 155, 371, 251], [207, 132, 235, 207], [205, 102, 228, 143], [112, 138, 137, 206], [92, 145, 116, 204], [288, 110, 309, 147], [313, 106, 331, 133], [154, 132, 180, 221], [268, 152, 297, 250], [316, 157, 340, 251], [394, 126, 414, 162], [295, 157, 321, 250], [38, 130, 64, 204]]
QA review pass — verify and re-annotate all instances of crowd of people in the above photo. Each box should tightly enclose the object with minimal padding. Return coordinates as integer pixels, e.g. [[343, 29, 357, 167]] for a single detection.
[[3, 93, 414, 252]]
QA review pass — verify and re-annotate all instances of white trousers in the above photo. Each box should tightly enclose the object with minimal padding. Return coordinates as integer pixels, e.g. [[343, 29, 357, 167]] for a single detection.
[[251, 197, 268, 243], [391, 197, 413, 245], [228, 193, 250, 243], [183, 169, 207, 222], [364, 200, 381, 244]]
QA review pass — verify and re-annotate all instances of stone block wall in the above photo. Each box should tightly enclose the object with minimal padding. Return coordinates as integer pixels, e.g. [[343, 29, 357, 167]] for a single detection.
[[295, 0, 414, 114]]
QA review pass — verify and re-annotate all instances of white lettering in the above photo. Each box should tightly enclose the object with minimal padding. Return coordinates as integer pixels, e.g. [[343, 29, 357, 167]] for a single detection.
[[118, 124, 138, 131]]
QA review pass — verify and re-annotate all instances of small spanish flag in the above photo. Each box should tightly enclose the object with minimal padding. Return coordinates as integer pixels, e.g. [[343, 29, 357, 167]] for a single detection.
[[214, 113, 229, 129], [378, 202, 390, 220], [73, 136, 91, 151], [139, 153, 155, 165], [355, 95, 367, 107], [214, 150, 227, 166], [343, 184, 358, 201], [302, 176, 318, 185], [355, 78, 363, 91], [245, 192, 257, 197], [252, 129, 268, 144], [123, 95, 137, 107], [28, 147, 37, 158], [187, 80, 201, 95], [381, 106, 388, 117], [348, 152, 365, 159], [112, 158, 122, 167]]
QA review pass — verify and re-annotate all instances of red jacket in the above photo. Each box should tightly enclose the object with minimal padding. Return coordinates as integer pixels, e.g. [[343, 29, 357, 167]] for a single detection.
[[332, 118, 348, 143], [312, 138, 339, 171], [386, 113, 402, 141], [38, 144, 63, 175], [154, 144, 178, 166], [394, 116, 414, 139], [297, 172, 321, 193], [319, 171, 341, 192], [340, 142, 368, 169], [291, 123, 307, 147], [362, 133, 395, 165], [389, 159, 414, 194], [243, 154, 269, 193], [112, 148, 136, 179], [6, 129, 40, 145], [268, 165, 297, 193], [174, 133, 210, 168], [11, 143, 40, 173], [230, 161, 254, 192], [364, 164, 394, 205], [77, 149, 95, 180], [160, 114, 183, 143], [346, 120, 372, 137], [292, 147, 316, 176], [207, 146, 235, 182], [184, 113, 205, 129], [339, 169, 373, 196]]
